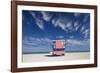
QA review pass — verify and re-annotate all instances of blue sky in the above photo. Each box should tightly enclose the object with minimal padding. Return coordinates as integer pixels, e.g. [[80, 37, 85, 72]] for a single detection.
[[22, 10, 90, 53]]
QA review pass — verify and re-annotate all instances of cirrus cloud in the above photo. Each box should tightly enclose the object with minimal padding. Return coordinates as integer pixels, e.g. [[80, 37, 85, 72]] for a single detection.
[[66, 39, 90, 46], [41, 12, 52, 21], [29, 11, 44, 30]]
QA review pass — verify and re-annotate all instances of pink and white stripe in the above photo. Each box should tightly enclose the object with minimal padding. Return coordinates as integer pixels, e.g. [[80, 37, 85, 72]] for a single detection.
[[53, 51, 64, 55]]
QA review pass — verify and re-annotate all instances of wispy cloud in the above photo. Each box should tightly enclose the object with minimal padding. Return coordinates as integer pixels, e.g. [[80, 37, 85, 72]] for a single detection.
[[23, 36, 89, 46], [83, 14, 90, 22], [82, 29, 90, 38], [80, 25, 86, 32], [73, 21, 82, 31], [22, 36, 90, 53], [29, 11, 44, 30], [74, 13, 81, 18], [75, 24, 81, 31], [28, 11, 90, 39], [80, 25, 90, 38], [66, 21, 73, 31], [41, 12, 52, 21], [74, 21, 79, 27], [52, 18, 66, 29], [29, 11, 89, 33], [66, 39, 90, 46], [51, 18, 71, 32], [23, 36, 52, 46], [22, 36, 52, 53], [35, 18, 44, 30], [69, 36, 74, 39]]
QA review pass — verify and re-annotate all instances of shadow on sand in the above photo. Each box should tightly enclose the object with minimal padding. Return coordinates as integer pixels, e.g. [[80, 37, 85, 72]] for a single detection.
[[45, 55, 65, 57]]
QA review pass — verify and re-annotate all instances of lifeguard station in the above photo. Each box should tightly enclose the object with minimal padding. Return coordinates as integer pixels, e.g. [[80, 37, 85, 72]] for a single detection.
[[51, 40, 65, 56]]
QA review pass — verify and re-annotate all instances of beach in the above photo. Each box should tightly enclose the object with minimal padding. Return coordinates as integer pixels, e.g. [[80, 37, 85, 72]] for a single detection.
[[22, 52, 90, 63]]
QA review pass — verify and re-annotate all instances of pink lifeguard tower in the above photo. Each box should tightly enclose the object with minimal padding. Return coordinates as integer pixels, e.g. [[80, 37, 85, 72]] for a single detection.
[[50, 40, 65, 56]]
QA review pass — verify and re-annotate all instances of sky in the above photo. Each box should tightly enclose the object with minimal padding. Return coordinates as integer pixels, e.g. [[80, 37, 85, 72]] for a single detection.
[[22, 10, 90, 53]]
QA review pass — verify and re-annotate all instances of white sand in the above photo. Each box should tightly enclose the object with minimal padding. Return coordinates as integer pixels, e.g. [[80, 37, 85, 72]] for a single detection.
[[22, 52, 90, 63]]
